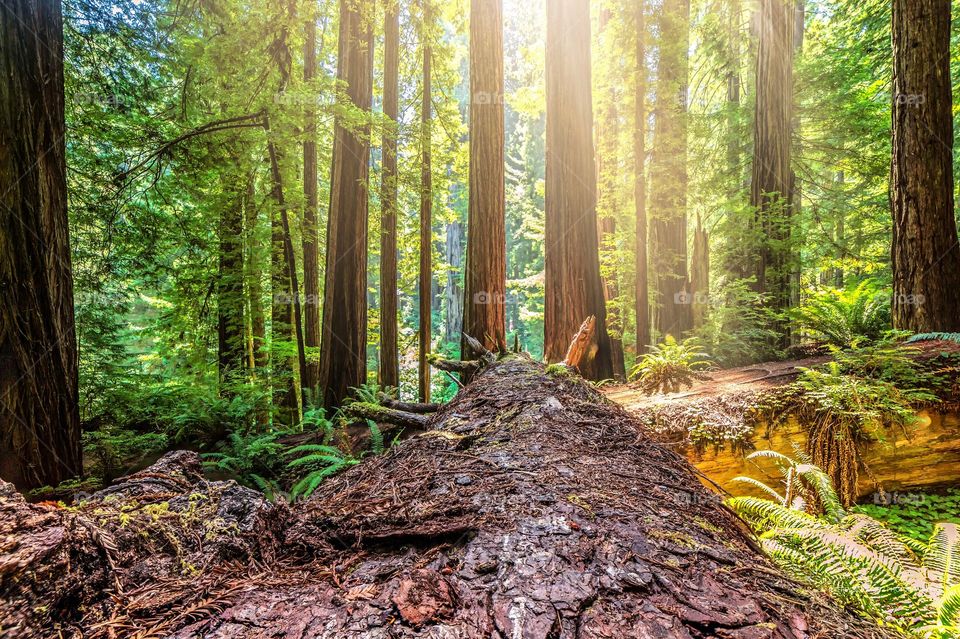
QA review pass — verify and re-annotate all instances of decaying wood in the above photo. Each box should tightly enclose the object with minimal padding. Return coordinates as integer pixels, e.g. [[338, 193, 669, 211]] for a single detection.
[[427, 354, 481, 375], [0, 357, 896, 638], [562, 314, 596, 369], [377, 393, 440, 414], [343, 402, 430, 430]]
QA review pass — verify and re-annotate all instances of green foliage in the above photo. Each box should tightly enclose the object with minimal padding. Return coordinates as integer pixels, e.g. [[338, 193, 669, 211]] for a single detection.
[[202, 430, 285, 498], [790, 280, 891, 348], [857, 490, 960, 544], [630, 336, 712, 394], [82, 426, 168, 484], [691, 278, 782, 367], [728, 454, 960, 637], [908, 334, 960, 346], [286, 421, 390, 500]]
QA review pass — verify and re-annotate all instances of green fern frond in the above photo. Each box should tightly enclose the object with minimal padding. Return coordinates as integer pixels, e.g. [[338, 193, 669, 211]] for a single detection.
[[727, 496, 824, 531], [730, 476, 785, 503], [925, 524, 960, 596]]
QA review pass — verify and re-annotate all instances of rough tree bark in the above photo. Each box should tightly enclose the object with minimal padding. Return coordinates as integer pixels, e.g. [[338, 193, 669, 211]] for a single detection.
[[0, 360, 898, 639], [544, 0, 614, 381], [319, 0, 374, 410], [751, 0, 796, 344], [379, 0, 401, 390], [302, 4, 321, 392], [419, 0, 434, 403], [890, 0, 960, 332], [635, 0, 651, 355], [0, 0, 82, 490], [649, 0, 693, 340], [463, 0, 508, 360], [217, 167, 246, 385]]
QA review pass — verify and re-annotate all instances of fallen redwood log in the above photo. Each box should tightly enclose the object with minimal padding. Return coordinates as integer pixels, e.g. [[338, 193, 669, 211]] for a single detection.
[[1, 356, 894, 638]]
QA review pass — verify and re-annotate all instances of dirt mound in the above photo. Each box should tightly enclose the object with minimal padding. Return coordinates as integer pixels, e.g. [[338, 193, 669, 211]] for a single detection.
[[1, 356, 895, 638]]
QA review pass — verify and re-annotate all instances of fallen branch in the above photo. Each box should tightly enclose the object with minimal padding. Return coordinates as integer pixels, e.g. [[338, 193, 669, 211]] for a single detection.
[[377, 393, 440, 414], [343, 402, 430, 430], [428, 354, 480, 375]]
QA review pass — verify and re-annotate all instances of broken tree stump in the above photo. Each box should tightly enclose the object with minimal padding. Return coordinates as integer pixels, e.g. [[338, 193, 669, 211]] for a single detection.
[[1, 356, 895, 638]]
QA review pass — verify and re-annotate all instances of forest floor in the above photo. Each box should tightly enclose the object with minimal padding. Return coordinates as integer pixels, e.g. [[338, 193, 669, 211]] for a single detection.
[[1, 355, 896, 638]]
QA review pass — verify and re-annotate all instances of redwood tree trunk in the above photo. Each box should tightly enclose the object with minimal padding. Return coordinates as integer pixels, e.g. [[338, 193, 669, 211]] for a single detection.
[[218, 172, 246, 385], [544, 0, 613, 381], [751, 0, 795, 344], [0, 0, 82, 489], [379, 0, 400, 390], [463, 0, 507, 359], [418, 0, 433, 403], [890, 0, 960, 332], [319, 0, 373, 410], [302, 6, 321, 392], [635, 0, 651, 355], [649, 0, 692, 340]]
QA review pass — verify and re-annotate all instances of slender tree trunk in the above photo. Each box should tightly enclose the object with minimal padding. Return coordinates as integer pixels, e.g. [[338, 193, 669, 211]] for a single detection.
[[890, 0, 960, 332], [302, 5, 321, 392], [319, 0, 373, 409], [418, 0, 433, 402], [463, 0, 507, 360], [379, 0, 400, 390], [544, 0, 613, 381], [691, 217, 710, 328], [649, 0, 692, 339], [0, 0, 81, 489], [834, 170, 845, 288], [265, 120, 307, 420], [751, 0, 795, 345], [723, 0, 750, 280], [444, 221, 464, 344], [218, 171, 246, 385], [635, 0, 651, 356], [243, 173, 269, 428]]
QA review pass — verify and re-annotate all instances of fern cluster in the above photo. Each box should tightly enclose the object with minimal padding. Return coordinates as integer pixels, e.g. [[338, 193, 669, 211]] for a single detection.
[[630, 335, 713, 394], [728, 452, 960, 637], [790, 280, 891, 348]]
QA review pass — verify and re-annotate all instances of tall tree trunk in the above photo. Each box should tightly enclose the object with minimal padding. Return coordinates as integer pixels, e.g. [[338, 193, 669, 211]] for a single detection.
[[218, 172, 246, 386], [649, 0, 692, 340], [265, 121, 307, 421], [544, 0, 613, 381], [833, 170, 845, 288], [444, 221, 464, 344], [302, 4, 321, 392], [635, 0, 651, 356], [0, 0, 82, 489], [269, 5, 298, 424], [379, 0, 400, 390], [596, 6, 627, 382], [723, 0, 750, 280], [463, 0, 507, 359], [890, 0, 960, 332], [319, 0, 373, 410], [418, 0, 433, 403], [751, 0, 795, 345], [243, 172, 269, 429], [691, 217, 710, 328]]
